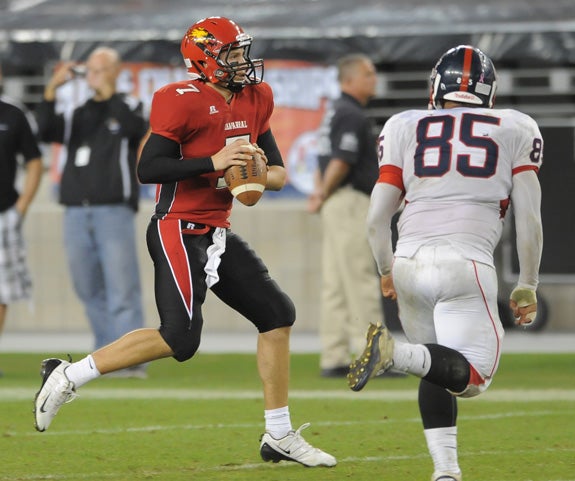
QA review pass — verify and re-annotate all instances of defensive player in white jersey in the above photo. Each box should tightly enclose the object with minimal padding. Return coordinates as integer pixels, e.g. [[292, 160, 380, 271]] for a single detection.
[[348, 45, 543, 481]]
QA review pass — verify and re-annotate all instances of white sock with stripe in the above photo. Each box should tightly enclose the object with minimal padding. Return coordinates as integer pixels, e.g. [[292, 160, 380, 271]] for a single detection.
[[393, 341, 432, 377], [65, 355, 101, 388]]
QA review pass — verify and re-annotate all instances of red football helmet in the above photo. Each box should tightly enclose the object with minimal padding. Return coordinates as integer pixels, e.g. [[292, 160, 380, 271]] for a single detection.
[[181, 16, 264, 92]]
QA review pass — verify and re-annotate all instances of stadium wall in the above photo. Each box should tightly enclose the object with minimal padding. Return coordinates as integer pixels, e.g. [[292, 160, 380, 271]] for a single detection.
[[5, 180, 575, 336]]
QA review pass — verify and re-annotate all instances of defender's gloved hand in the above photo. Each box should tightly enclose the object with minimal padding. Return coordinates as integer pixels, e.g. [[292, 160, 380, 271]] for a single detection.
[[509, 287, 537, 325]]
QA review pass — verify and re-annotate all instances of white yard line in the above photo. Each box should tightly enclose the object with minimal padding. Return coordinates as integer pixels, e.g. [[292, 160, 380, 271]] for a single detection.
[[3, 387, 575, 402], [11, 411, 569, 437], [6, 406, 573, 439], [3, 405, 573, 481]]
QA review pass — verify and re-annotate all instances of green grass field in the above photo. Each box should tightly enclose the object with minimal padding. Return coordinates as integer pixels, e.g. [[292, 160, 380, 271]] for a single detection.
[[1, 351, 574, 481]]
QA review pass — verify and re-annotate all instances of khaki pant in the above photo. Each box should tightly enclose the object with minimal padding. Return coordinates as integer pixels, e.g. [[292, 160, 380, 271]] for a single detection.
[[319, 187, 384, 369]]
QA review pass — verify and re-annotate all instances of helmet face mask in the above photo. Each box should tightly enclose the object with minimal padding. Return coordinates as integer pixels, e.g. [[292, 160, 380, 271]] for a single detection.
[[214, 43, 263, 92], [181, 17, 263, 92], [429, 45, 497, 110]]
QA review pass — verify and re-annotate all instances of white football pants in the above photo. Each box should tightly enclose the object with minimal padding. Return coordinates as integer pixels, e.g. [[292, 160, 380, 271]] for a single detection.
[[393, 243, 505, 390]]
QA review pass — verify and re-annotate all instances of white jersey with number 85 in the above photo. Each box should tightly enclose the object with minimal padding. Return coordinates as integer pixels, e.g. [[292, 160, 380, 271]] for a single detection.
[[377, 107, 543, 267]]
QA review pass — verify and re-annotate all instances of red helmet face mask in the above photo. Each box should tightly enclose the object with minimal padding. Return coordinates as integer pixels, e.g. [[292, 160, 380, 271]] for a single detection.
[[181, 16, 264, 93]]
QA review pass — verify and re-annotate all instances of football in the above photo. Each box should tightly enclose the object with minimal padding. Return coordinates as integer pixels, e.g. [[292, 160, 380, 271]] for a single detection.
[[224, 153, 268, 206]]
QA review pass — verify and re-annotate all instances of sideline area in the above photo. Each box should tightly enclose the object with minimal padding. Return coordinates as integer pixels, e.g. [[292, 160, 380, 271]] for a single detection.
[[1, 330, 574, 354]]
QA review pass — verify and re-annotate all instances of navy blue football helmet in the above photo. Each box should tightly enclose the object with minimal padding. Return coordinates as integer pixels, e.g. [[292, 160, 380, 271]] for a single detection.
[[429, 45, 497, 109]]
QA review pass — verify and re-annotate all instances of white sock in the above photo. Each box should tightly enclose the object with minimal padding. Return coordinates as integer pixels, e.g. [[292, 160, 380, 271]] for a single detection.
[[65, 355, 101, 388], [424, 426, 461, 475], [264, 406, 292, 439], [393, 341, 431, 377]]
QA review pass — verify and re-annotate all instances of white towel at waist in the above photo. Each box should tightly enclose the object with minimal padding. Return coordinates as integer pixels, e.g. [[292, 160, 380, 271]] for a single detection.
[[204, 227, 226, 288]]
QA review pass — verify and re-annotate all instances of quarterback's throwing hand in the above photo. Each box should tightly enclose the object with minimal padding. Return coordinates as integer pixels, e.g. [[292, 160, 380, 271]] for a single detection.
[[211, 139, 254, 171]]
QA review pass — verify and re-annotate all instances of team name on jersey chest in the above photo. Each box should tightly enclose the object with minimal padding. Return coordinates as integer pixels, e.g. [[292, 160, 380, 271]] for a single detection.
[[224, 120, 248, 131]]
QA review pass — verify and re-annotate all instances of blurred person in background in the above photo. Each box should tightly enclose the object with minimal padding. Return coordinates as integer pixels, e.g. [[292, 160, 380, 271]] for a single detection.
[[308, 54, 389, 378], [35, 47, 148, 378], [0, 62, 44, 376], [348, 45, 543, 481]]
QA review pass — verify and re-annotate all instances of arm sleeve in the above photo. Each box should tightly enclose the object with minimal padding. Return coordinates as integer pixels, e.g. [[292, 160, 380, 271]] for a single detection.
[[366, 182, 404, 276], [257, 129, 284, 167], [137, 133, 214, 184], [510, 170, 543, 290]]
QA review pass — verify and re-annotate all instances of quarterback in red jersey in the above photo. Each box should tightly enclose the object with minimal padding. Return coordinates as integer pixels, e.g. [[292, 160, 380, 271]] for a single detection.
[[33, 16, 336, 468], [147, 64, 276, 226]]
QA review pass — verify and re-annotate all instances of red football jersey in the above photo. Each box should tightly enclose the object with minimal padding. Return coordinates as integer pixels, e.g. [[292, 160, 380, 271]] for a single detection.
[[149, 78, 274, 227]]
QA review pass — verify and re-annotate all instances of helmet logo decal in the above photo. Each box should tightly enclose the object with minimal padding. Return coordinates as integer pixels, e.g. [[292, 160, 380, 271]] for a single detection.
[[187, 27, 217, 48], [475, 82, 492, 96]]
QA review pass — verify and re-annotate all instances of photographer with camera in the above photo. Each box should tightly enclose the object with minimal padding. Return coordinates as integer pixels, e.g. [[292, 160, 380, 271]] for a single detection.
[[36, 48, 148, 377]]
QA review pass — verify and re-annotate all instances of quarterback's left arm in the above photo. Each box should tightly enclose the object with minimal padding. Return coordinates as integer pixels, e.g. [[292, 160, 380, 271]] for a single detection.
[[509, 170, 543, 325], [256, 129, 286, 191], [138, 133, 215, 183]]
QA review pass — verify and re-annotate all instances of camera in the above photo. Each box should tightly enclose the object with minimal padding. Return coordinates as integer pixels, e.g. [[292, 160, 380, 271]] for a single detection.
[[70, 65, 87, 77]]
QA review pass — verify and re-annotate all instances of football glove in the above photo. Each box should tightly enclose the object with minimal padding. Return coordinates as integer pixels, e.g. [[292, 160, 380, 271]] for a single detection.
[[509, 287, 537, 325]]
